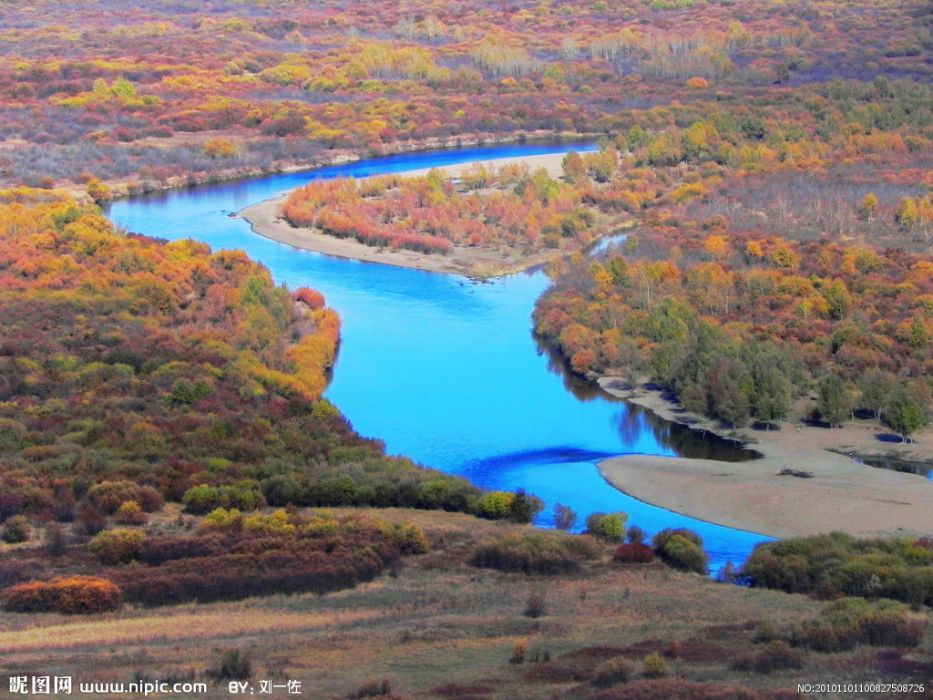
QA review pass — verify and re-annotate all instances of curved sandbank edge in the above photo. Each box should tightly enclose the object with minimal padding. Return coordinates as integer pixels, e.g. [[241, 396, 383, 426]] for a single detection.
[[597, 378, 933, 540], [236, 151, 597, 279]]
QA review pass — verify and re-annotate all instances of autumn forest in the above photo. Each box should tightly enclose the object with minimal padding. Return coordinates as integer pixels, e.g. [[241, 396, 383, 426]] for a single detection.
[[1, 0, 931, 698]]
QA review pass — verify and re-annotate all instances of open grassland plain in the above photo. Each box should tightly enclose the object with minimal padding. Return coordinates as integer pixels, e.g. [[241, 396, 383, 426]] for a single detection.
[[2, 509, 931, 700]]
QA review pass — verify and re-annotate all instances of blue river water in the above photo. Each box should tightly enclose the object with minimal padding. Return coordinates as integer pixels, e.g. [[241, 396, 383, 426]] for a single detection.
[[107, 142, 773, 572]]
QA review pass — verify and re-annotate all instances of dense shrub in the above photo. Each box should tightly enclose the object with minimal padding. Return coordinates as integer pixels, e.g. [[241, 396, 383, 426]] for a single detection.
[[585, 512, 627, 542], [553, 503, 577, 531], [76, 505, 107, 536], [283, 167, 594, 257], [586, 678, 777, 699], [119, 546, 389, 606], [182, 484, 263, 514], [349, 679, 392, 699], [140, 534, 228, 566], [791, 598, 925, 652], [1, 516, 30, 544], [89, 528, 146, 565], [652, 528, 704, 550], [652, 529, 708, 574], [2, 576, 122, 614], [256, 466, 536, 522], [86, 481, 164, 514], [743, 533, 933, 605], [387, 523, 429, 555], [625, 526, 647, 546], [213, 649, 251, 681], [108, 514, 408, 606], [643, 653, 667, 678], [114, 501, 147, 525], [614, 543, 655, 564], [0, 193, 525, 573], [524, 591, 547, 618], [473, 491, 515, 519], [732, 641, 803, 674], [470, 533, 600, 575], [591, 657, 633, 688], [45, 524, 66, 557], [473, 489, 544, 523]]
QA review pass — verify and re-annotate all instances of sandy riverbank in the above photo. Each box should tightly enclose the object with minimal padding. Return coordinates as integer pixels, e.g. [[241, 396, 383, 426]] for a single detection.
[[237, 151, 583, 278], [597, 378, 933, 539]]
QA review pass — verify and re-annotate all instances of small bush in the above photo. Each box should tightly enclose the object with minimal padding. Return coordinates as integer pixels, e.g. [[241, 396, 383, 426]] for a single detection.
[[716, 561, 740, 584], [45, 524, 66, 557], [753, 622, 779, 643], [214, 649, 251, 680], [2, 576, 122, 614], [652, 529, 708, 574], [388, 523, 429, 555], [473, 489, 544, 523], [858, 606, 925, 647], [349, 679, 391, 698], [625, 525, 646, 545], [510, 639, 527, 664], [585, 512, 627, 542], [651, 528, 703, 550], [182, 484, 262, 514], [643, 652, 667, 678], [1, 515, 30, 543], [733, 641, 803, 674], [470, 532, 600, 575], [614, 543, 654, 564], [553, 503, 577, 531], [86, 481, 163, 514], [115, 500, 147, 525], [89, 528, 146, 565], [792, 621, 849, 653], [791, 598, 925, 652], [524, 591, 547, 618], [508, 489, 545, 523], [591, 657, 633, 688], [76, 505, 107, 536], [473, 491, 514, 519]]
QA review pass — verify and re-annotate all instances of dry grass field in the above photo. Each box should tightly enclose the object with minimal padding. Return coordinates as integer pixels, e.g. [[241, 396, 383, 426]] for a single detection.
[[2, 509, 930, 699]]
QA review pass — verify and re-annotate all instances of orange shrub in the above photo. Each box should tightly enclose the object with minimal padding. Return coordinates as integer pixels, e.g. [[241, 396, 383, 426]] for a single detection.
[[295, 287, 325, 310], [3, 576, 122, 614]]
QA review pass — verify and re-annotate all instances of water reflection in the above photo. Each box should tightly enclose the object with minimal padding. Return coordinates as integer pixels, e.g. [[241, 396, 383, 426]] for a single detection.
[[536, 335, 760, 462], [857, 456, 933, 480]]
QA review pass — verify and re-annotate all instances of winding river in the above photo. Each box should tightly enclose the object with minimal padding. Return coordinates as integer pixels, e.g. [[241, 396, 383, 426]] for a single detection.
[[107, 142, 772, 572]]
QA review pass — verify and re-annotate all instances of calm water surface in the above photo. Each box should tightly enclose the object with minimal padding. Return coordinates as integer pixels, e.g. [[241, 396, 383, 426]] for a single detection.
[[108, 143, 772, 571]]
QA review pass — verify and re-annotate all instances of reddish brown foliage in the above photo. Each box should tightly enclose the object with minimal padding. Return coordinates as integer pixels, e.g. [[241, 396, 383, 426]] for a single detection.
[[2, 576, 122, 614], [614, 543, 655, 563]]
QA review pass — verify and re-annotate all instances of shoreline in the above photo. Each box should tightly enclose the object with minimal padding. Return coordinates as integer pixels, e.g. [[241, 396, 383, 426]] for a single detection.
[[597, 377, 933, 539], [237, 151, 611, 279]]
